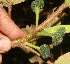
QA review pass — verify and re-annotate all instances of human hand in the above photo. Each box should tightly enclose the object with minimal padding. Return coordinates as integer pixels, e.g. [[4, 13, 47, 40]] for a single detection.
[[0, 7, 25, 63]]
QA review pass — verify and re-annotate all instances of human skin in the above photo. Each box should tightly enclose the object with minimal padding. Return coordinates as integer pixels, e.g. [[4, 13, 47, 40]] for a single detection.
[[0, 7, 26, 63]]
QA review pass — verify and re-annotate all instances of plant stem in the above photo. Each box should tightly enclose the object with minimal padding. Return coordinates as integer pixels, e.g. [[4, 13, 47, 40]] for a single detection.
[[32, 2, 68, 34], [12, 39, 40, 56], [35, 7, 40, 27], [8, 5, 12, 17], [25, 42, 40, 51], [8, 0, 12, 17]]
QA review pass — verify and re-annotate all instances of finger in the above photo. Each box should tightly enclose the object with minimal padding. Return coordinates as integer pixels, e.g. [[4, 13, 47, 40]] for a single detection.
[[0, 33, 11, 53], [0, 7, 26, 40], [0, 54, 2, 64]]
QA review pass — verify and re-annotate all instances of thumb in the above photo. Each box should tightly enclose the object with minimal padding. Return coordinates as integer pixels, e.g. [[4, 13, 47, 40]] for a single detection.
[[0, 33, 11, 53]]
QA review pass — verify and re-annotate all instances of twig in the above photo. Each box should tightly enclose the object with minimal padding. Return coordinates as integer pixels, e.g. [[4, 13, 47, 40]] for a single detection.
[[32, 2, 68, 34], [12, 38, 40, 56], [22, 44, 40, 56], [7, 0, 12, 17], [11, 2, 68, 57], [8, 5, 12, 17]]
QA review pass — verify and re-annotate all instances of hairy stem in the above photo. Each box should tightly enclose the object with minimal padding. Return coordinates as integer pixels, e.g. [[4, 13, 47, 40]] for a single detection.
[[12, 39, 40, 56], [25, 42, 40, 51], [35, 7, 40, 27], [32, 2, 68, 34], [8, 5, 12, 17]]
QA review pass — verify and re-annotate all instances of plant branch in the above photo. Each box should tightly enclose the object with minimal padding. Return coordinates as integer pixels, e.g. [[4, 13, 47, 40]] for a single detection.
[[22, 44, 40, 56], [12, 38, 40, 56], [7, 0, 13, 17], [4, 2, 69, 57], [32, 2, 69, 34], [8, 5, 12, 17]]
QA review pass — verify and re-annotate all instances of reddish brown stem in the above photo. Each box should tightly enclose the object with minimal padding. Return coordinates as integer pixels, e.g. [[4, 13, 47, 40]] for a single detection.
[[32, 2, 68, 34], [12, 38, 40, 56]]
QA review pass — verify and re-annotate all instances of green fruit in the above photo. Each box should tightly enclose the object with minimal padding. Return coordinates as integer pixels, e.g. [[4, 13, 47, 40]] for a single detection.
[[52, 27, 66, 46], [40, 44, 50, 59], [31, 0, 44, 12]]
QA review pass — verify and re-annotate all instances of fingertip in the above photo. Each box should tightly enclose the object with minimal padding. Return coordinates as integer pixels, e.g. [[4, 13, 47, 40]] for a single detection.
[[0, 38, 11, 53], [0, 33, 11, 53]]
